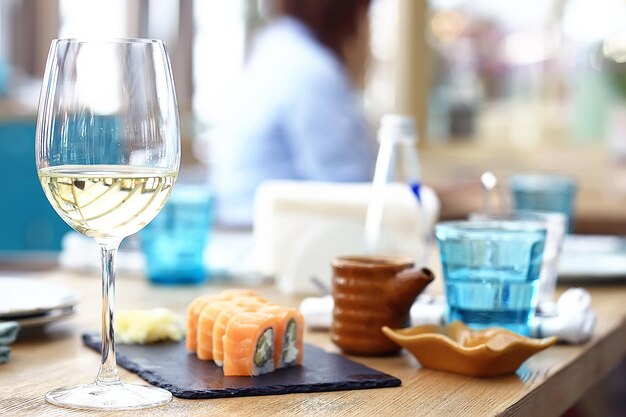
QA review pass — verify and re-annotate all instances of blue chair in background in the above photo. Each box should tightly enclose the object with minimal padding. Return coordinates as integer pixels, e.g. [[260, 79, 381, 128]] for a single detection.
[[0, 119, 70, 254]]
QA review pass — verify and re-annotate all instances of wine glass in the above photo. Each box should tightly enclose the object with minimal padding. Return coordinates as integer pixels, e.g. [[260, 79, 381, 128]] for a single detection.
[[35, 39, 180, 410]]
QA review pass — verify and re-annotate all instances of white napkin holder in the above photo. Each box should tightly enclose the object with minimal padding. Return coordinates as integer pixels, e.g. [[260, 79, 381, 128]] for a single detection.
[[252, 180, 440, 295]]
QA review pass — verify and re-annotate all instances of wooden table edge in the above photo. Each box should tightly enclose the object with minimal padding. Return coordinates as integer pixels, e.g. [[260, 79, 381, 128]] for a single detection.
[[498, 316, 626, 417]]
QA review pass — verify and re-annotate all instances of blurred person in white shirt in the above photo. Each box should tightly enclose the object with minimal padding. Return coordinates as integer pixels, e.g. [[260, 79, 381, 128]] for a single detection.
[[212, 0, 375, 227]]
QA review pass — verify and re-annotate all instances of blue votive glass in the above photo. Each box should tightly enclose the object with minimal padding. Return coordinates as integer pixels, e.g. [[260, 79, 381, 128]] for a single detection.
[[141, 185, 213, 284], [435, 220, 547, 335], [508, 173, 577, 232]]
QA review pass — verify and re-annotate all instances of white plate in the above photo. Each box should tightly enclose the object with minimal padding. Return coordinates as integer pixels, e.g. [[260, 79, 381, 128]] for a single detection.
[[0, 306, 76, 328], [0, 278, 78, 318], [558, 235, 626, 280]]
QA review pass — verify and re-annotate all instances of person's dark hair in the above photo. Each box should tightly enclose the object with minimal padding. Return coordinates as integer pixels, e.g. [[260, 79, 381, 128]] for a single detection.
[[277, 0, 370, 64]]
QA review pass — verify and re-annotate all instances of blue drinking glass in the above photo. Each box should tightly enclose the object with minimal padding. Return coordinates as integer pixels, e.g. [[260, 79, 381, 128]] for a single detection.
[[435, 220, 547, 335], [508, 174, 577, 232], [469, 211, 567, 316], [141, 185, 213, 284]]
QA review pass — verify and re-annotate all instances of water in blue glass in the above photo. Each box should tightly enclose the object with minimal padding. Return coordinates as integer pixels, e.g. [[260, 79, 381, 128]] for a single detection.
[[444, 268, 540, 335], [436, 221, 546, 335]]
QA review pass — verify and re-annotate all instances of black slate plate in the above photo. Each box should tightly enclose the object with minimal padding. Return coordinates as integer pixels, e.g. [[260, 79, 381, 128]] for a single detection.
[[82, 333, 401, 399]]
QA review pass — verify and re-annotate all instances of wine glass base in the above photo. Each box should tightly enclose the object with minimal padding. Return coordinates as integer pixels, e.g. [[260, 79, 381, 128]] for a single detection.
[[45, 381, 172, 410]]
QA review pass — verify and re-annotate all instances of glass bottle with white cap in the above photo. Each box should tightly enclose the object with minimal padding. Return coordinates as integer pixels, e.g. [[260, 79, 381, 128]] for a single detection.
[[364, 114, 423, 254]]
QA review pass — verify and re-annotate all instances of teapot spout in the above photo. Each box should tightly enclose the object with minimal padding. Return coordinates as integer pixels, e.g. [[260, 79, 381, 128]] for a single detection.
[[386, 267, 435, 316]]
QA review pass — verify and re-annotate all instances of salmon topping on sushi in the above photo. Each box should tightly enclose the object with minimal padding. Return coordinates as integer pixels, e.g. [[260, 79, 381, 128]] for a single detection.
[[186, 289, 258, 353], [223, 312, 280, 376]]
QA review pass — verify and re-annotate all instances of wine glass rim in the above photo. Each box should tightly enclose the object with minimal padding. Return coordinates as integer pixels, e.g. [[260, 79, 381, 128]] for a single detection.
[[52, 37, 165, 45]]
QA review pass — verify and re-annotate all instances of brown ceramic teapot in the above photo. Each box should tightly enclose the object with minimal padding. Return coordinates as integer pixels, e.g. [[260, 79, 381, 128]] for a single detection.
[[331, 256, 434, 356]]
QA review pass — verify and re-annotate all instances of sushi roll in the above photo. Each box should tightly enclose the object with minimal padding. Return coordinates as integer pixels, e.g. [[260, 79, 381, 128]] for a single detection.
[[186, 295, 219, 352], [258, 305, 304, 368], [196, 300, 233, 360], [222, 312, 280, 376], [186, 289, 258, 352], [212, 297, 269, 366], [197, 295, 267, 361]]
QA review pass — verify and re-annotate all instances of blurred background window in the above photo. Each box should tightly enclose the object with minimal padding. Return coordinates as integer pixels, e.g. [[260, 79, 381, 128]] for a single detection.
[[0, 0, 625, 148], [192, 0, 246, 129], [1, 0, 626, 254], [422, 0, 626, 149], [59, 0, 127, 38]]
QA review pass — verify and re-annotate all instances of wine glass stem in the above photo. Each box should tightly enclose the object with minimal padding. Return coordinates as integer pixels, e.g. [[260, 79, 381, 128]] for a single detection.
[[96, 239, 122, 386]]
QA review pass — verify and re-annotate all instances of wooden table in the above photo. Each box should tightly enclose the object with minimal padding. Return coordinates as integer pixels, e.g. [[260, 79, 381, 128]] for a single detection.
[[1, 270, 624, 417]]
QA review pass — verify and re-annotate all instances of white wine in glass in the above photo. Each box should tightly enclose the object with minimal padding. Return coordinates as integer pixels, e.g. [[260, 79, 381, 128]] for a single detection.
[[36, 39, 180, 410]]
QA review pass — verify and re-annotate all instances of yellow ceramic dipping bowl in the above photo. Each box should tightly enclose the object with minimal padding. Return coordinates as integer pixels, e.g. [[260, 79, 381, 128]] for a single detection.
[[382, 321, 557, 377]]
